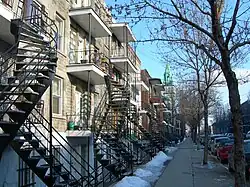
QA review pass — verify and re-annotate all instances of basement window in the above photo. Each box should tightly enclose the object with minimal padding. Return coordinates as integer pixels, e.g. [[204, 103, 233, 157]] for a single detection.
[[52, 77, 63, 114], [18, 158, 35, 187]]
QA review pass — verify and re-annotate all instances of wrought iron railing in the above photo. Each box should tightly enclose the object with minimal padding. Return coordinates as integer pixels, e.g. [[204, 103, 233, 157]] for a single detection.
[[111, 46, 137, 69], [1, 0, 14, 8], [70, 0, 111, 25], [68, 49, 111, 74]]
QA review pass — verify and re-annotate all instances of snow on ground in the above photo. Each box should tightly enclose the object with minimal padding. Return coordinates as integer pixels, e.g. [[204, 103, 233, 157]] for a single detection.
[[114, 151, 172, 187], [114, 176, 151, 187], [165, 146, 178, 154]]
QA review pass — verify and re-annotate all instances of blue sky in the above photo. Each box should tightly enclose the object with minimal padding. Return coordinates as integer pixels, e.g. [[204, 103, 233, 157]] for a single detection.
[[106, 0, 250, 105]]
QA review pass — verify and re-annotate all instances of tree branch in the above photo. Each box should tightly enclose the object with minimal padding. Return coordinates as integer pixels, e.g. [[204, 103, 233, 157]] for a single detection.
[[230, 40, 250, 53], [144, 0, 215, 41], [225, 0, 240, 45]]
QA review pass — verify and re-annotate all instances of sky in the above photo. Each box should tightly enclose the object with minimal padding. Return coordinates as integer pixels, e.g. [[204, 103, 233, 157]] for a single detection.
[[106, 0, 250, 105]]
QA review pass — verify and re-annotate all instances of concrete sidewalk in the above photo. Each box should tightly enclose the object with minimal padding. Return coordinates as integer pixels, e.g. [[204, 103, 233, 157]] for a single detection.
[[155, 138, 236, 187]]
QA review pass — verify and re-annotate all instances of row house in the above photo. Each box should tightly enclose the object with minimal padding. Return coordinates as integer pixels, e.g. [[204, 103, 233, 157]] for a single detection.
[[0, 0, 171, 186]]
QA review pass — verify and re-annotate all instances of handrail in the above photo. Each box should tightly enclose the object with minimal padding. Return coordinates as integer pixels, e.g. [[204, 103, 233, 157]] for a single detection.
[[32, 107, 96, 172], [0, 2, 57, 118], [21, 120, 88, 186]]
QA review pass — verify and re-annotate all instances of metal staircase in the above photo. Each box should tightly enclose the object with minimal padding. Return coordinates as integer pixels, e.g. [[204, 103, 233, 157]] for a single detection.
[[91, 76, 137, 185], [0, 1, 96, 186], [0, 1, 57, 156]]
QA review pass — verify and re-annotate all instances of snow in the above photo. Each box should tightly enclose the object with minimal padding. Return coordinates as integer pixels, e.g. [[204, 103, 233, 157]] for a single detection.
[[165, 146, 178, 154], [114, 176, 151, 187], [134, 168, 158, 185], [115, 151, 172, 187]]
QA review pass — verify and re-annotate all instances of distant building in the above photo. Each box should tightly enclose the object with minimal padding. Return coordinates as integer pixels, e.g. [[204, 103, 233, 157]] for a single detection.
[[212, 100, 250, 134]]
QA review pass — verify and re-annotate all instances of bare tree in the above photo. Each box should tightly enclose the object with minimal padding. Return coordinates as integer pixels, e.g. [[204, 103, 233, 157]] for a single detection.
[[167, 35, 222, 163], [178, 84, 203, 143], [110, 0, 250, 185]]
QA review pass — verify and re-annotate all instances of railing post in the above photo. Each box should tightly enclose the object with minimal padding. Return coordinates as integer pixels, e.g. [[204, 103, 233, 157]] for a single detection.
[[49, 84, 53, 186]]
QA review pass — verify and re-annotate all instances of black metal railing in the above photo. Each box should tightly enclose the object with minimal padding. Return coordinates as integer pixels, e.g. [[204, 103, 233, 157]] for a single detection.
[[0, 1, 57, 121], [1, 0, 14, 8], [69, 49, 111, 74]]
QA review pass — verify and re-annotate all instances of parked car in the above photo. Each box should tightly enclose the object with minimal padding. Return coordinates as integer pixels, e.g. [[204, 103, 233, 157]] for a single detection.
[[210, 137, 230, 155], [228, 140, 250, 180], [226, 133, 234, 139], [216, 139, 234, 163], [208, 134, 225, 151], [246, 131, 250, 139]]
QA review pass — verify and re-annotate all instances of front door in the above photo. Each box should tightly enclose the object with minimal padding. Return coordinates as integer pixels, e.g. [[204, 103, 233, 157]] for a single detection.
[[75, 91, 81, 126]]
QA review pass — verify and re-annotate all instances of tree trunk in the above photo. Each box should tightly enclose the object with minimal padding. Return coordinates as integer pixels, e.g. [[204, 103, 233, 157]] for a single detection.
[[194, 125, 197, 144], [221, 53, 246, 187], [203, 94, 209, 165], [197, 120, 201, 150]]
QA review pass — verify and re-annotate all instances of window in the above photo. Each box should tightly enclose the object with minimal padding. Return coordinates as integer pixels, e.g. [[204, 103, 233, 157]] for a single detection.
[[55, 14, 65, 52], [18, 158, 35, 187], [52, 77, 63, 114]]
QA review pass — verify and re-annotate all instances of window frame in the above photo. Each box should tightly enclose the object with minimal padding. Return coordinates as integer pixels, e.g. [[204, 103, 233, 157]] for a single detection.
[[55, 14, 65, 52], [52, 77, 63, 115]]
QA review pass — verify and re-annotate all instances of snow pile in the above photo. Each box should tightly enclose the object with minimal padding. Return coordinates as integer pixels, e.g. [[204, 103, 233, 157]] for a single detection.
[[115, 151, 172, 187], [144, 151, 173, 179], [134, 168, 158, 184], [165, 146, 178, 154], [114, 176, 151, 187]]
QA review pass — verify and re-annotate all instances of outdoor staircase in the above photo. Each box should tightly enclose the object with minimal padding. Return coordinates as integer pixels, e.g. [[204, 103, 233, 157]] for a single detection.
[[0, 4, 57, 156], [0, 1, 95, 186], [91, 76, 137, 184]]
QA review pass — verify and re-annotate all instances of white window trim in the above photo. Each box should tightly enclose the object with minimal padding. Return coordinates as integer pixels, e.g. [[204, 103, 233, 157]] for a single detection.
[[55, 14, 65, 53], [53, 77, 63, 115]]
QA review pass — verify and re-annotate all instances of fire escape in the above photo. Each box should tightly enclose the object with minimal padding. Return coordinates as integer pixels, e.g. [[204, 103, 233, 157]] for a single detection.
[[0, 1, 96, 186]]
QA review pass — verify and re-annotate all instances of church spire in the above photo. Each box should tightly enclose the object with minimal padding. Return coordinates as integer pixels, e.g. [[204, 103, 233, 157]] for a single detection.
[[164, 63, 173, 86]]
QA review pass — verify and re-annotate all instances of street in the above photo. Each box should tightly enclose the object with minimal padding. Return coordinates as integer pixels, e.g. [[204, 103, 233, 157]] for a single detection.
[[155, 138, 249, 187]]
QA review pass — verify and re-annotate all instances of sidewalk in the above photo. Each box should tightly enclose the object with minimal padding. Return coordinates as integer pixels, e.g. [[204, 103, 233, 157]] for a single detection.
[[155, 138, 235, 187]]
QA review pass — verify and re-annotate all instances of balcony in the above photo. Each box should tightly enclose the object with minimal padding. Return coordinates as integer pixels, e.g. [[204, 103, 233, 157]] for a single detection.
[[66, 50, 110, 85], [69, 0, 112, 37], [110, 23, 136, 43], [130, 73, 149, 91], [0, 0, 15, 43], [110, 46, 139, 73], [150, 96, 161, 104], [149, 78, 162, 85]]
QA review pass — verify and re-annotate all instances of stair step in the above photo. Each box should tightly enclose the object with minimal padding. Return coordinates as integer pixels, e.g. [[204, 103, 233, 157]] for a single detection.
[[19, 32, 49, 45], [18, 47, 55, 55], [1, 91, 39, 102], [106, 163, 118, 173], [27, 155, 44, 167], [99, 159, 110, 167], [0, 82, 45, 92], [0, 121, 20, 135], [19, 147, 33, 158], [18, 39, 50, 49], [13, 68, 55, 80], [0, 109, 26, 123], [12, 19, 39, 34], [16, 54, 55, 61], [15, 61, 57, 71], [0, 100, 33, 112], [20, 26, 43, 40], [96, 153, 104, 160]]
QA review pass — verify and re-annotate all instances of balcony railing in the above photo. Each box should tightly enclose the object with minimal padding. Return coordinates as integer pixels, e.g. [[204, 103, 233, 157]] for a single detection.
[[111, 46, 137, 68], [68, 49, 111, 74], [70, 0, 111, 25], [1, 0, 13, 8], [130, 73, 150, 88]]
